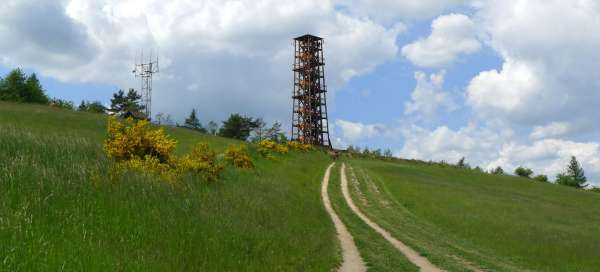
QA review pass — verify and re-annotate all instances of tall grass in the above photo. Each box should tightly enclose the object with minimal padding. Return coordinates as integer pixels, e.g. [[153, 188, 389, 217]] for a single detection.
[[0, 102, 338, 271]]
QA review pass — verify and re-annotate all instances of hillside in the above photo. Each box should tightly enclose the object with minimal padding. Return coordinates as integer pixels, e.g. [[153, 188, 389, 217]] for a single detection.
[[2, 102, 600, 271], [338, 158, 600, 271], [0, 102, 338, 271]]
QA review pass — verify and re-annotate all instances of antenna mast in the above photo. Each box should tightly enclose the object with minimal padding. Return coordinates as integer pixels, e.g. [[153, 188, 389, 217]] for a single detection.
[[133, 50, 159, 118]]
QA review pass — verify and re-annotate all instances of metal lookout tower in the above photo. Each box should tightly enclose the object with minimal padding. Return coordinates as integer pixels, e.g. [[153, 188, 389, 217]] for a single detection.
[[291, 34, 331, 148], [133, 51, 159, 118]]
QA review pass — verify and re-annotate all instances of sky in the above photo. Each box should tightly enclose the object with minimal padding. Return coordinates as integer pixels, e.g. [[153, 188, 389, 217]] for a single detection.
[[1, 0, 600, 186]]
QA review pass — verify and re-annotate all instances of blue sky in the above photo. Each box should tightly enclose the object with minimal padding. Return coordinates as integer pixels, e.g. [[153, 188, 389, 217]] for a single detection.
[[1, 0, 600, 185]]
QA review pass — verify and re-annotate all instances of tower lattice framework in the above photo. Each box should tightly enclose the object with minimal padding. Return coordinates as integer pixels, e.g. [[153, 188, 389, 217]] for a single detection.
[[133, 51, 159, 118], [291, 34, 331, 148]]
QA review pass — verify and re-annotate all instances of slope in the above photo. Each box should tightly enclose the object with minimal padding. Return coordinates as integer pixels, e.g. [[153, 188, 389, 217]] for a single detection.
[[0, 102, 339, 271]]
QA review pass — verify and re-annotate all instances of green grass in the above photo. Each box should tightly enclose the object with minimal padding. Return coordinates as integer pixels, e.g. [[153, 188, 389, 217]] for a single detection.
[[0, 102, 339, 271], [327, 163, 419, 272], [347, 158, 600, 272]]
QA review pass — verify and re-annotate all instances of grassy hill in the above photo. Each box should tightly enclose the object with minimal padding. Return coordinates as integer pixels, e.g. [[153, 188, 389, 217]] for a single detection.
[[3, 101, 600, 271], [343, 158, 600, 271], [0, 102, 338, 271]]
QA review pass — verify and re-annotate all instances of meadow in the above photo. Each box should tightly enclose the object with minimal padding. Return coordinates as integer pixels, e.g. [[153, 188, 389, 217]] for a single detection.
[[0, 102, 339, 271], [346, 158, 600, 271]]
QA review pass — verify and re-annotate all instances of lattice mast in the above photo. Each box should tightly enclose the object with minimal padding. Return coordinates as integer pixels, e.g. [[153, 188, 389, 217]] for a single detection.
[[291, 34, 331, 148], [133, 50, 159, 118]]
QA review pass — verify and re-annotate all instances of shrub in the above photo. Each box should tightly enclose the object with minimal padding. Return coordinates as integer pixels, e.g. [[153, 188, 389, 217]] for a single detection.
[[104, 116, 176, 163], [49, 98, 74, 110], [515, 166, 534, 178], [224, 144, 255, 169], [287, 141, 313, 152], [178, 143, 225, 181], [533, 175, 549, 182], [104, 117, 225, 182], [258, 139, 289, 159]]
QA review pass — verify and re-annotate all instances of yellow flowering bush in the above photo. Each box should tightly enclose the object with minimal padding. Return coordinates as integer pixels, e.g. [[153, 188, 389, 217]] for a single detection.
[[287, 141, 313, 152], [257, 139, 288, 159], [104, 116, 176, 163], [224, 144, 254, 169], [104, 117, 224, 182], [177, 143, 225, 181]]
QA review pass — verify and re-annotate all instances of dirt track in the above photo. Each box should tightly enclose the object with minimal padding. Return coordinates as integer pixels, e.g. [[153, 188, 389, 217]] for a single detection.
[[321, 163, 367, 272], [340, 163, 444, 272]]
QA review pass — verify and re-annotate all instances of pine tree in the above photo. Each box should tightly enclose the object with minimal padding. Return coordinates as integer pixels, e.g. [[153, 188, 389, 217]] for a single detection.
[[457, 157, 466, 168], [110, 89, 144, 117], [24, 73, 48, 104], [184, 109, 205, 132], [218, 113, 258, 141], [557, 156, 587, 188]]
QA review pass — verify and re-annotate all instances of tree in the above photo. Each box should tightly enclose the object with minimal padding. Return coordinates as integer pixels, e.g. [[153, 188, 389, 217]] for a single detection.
[[250, 118, 267, 142], [184, 109, 206, 132], [457, 157, 466, 168], [533, 175, 548, 182], [207, 121, 219, 135], [373, 149, 382, 157], [110, 89, 144, 117], [78, 100, 105, 113], [556, 156, 587, 188], [383, 149, 393, 158], [49, 98, 74, 110], [491, 166, 505, 175], [0, 69, 48, 104], [265, 122, 282, 141], [514, 166, 534, 178], [218, 114, 258, 141], [589, 187, 600, 193], [24, 73, 48, 104]]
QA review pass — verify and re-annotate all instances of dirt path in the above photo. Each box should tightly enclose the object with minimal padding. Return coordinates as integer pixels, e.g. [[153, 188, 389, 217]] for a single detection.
[[321, 163, 367, 272], [340, 163, 444, 272]]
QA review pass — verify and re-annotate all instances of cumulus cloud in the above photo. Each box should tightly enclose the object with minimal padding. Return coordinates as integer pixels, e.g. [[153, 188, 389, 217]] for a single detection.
[[530, 122, 571, 140], [335, 0, 471, 23], [398, 124, 600, 185], [0, 0, 97, 71], [467, 0, 600, 136], [334, 119, 388, 142], [402, 13, 481, 67], [0, 0, 403, 125], [404, 70, 457, 117]]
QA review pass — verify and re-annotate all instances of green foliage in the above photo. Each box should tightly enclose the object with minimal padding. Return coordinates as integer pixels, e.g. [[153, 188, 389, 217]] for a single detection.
[[49, 98, 74, 110], [515, 166, 534, 178], [491, 166, 505, 175], [456, 157, 471, 169], [224, 144, 254, 169], [557, 156, 587, 188], [177, 143, 225, 182], [183, 109, 206, 132], [533, 174, 549, 182], [110, 88, 145, 117], [218, 113, 258, 141], [0, 68, 49, 104], [78, 100, 106, 113], [589, 187, 600, 193]]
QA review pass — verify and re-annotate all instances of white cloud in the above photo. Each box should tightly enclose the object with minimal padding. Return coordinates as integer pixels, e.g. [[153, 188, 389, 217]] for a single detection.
[[0, 0, 403, 125], [467, 0, 600, 135], [405, 70, 457, 117], [398, 123, 511, 165], [530, 122, 571, 140], [335, 119, 387, 142], [402, 13, 481, 67], [490, 139, 600, 185], [398, 124, 600, 185], [335, 0, 471, 22]]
